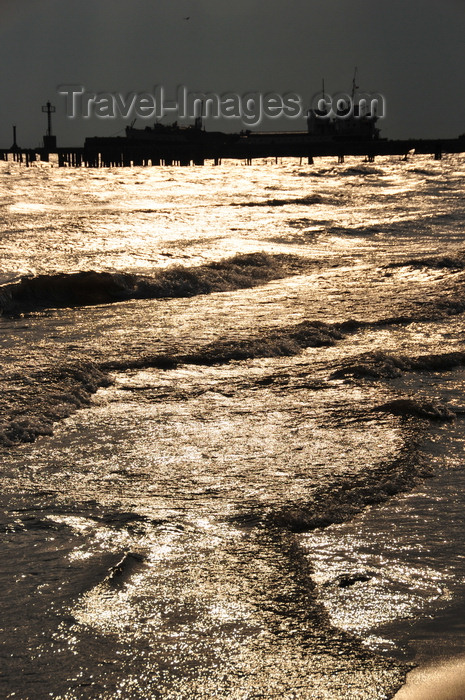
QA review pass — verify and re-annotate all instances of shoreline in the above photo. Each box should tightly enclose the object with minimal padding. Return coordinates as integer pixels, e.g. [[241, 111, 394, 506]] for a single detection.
[[393, 655, 465, 699]]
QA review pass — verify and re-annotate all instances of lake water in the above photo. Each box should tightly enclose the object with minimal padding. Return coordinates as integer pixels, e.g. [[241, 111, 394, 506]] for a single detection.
[[1, 154, 465, 699]]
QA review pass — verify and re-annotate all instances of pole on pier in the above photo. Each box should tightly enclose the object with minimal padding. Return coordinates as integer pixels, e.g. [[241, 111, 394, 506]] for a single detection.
[[10, 125, 21, 155], [42, 101, 57, 152], [42, 101, 56, 136]]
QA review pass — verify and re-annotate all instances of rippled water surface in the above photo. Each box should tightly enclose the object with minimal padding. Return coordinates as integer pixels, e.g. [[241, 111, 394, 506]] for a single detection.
[[1, 155, 465, 699]]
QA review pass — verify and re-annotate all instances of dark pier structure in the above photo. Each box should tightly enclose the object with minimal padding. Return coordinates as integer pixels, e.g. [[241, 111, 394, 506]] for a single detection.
[[2, 100, 465, 166], [81, 130, 463, 168]]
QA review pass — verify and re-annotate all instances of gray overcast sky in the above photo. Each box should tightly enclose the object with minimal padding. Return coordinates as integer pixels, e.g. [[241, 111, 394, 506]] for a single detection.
[[1, 0, 464, 147]]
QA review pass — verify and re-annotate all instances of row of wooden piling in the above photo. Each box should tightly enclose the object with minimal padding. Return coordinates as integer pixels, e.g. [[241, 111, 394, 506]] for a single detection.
[[0, 144, 449, 167]]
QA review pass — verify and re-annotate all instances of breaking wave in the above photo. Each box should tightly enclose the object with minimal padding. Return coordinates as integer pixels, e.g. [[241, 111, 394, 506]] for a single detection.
[[331, 350, 465, 380], [0, 253, 302, 315], [101, 320, 344, 374], [4, 307, 465, 449], [386, 251, 465, 270], [0, 318, 343, 448], [0, 362, 111, 447], [374, 398, 456, 421], [268, 446, 433, 532], [182, 320, 343, 365]]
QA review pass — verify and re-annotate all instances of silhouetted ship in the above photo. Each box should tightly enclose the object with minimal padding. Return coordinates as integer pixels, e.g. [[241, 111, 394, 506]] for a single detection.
[[119, 71, 381, 163], [110, 99, 381, 167], [125, 117, 239, 146]]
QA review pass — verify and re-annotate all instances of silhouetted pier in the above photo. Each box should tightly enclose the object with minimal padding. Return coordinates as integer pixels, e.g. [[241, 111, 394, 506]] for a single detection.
[[4, 94, 464, 167], [2, 135, 465, 167]]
